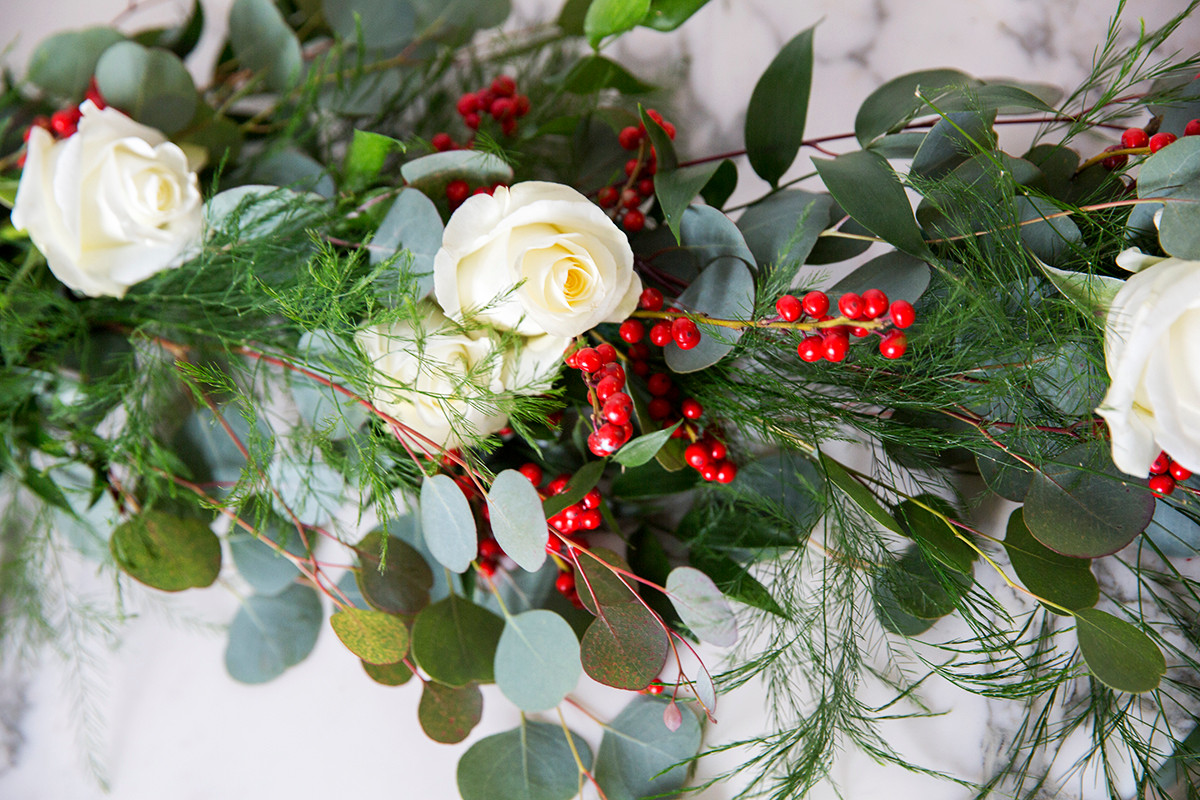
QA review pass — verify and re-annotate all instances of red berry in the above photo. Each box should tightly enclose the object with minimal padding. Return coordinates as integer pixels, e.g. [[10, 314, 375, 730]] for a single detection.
[[630, 359, 650, 377], [621, 188, 641, 209], [700, 463, 719, 481], [1149, 474, 1176, 497], [550, 511, 575, 534], [472, 186, 491, 196], [1120, 127, 1149, 149], [582, 488, 602, 510], [709, 440, 727, 460], [446, 179, 470, 205], [638, 178, 655, 197], [477, 89, 495, 108], [861, 288, 889, 319], [1170, 462, 1193, 482], [602, 398, 630, 425], [432, 132, 455, 151], [837, 292, 865, 320], [776, 294, 802, 322], [1101, 145, 1128, 171], [647, 372, 672, 396], [1149, 132, 1177, 153], [593, 423, 627, 454], [672, 317, 701, 350], [463, 112, 481, 130], [518, 462, 543, 485], [596, 375, 624, 404], [50, 108, 79, 138], [598, 186, 619, 208], [879, 330, 907, 359], [500, 118, 518, 137], [802, 290, 830, 318], [629, 342, 650, 360], [625, 159, 639, 177], [84, 77, 105, 109], [1186, 119, 1200, 137], [684, 443, 711, 469], [619, 319, 645, 343], [599, 361, 625, 383], [596, 343, 618, 364], [797, 335, 823, 363], [648, 397, 672, 419], [681, 398, 703, 419], [823, 330, 850, 362], [639, 288, 664, 311], [889, 300, 916, 329], [478, 538, 502, 559], [1150, 452, 1171, 475], [555, 572, 575, 595], [513, 95, 531, 117], [578, 509, 602, 530], [477, 558, 497, 578], [622, 209, 645, 232], [490, 97, 514, 120], [618, 126, 643, 150], [574, 347, 602, 373], [457, 93, 480, 115], [648, 321, 672, 346], [491, 75, 516, 97], [850, 326, 870, 338], [714, 460, 737, 484]]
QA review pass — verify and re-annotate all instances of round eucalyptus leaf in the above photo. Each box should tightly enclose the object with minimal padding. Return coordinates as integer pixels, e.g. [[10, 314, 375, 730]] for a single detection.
[[420, 473, 478, 574], [1003, 508, 1098, 613], [910, 110, 998, 181], [411, 594, 504, 687], [225, 583, 322, 684], [94, 41, 197, 134], [495, 610, 581, 712], [354, 530, 434, 615], [1017, 196, 1082, 267], [399, 150, 513, 200], [735, 190, 833, 270], [594, 696, 702, 800], [829, 250, 931, 306], [322, 0, 417, 50], [878, 545, 971, 620], [574, 546, 638, 614], [419, 681, 483, 744], [27, 28, 125, 100], [1074, 608, 1165, 694], [581, 602, 669, 690], [362, 658, 413, 686], [229, 517, 305, 598], [229, 0, 304, 92], [665, 566, 737, 647], [1137, 135, 1200, 259], [110, 510, 220, 592], [241, 149, 335, 198], [1143, 497, 1200, 558], [976, 448, 1034, 502], [664, 255, 754, 374], [267, 455, 344, 526], [371, 187, 443, 302], [329, 608, 409, 664], [894, 497, 976, 574], [458, 721, 590, 800], [487, 469, 548, 572]]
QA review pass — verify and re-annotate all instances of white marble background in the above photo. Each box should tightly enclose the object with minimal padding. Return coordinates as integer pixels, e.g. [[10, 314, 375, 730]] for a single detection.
[[1, 2, 1197, 799]]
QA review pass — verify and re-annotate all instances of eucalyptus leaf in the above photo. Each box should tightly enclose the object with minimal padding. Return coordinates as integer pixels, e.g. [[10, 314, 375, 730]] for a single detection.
[[1074, 608, 1165, 694], [487, 469, 548, 572], [355, 530, 434, 615], [322, 0, 417, 50], [420, 473, 478, 574], [229, 518, 305, 597], [910, 110, 998, 181], [94, 41, 198, 134], [267, 456, 344, 526], [371, 187, 443, 301], [458, 721, 591, 800], [736, 190, 833, 271], [1137, 136, 1200, 259], [829, 250, 930, 305], [814, 150, 932, 260], [362, 658, 414, 686], [666, 566, 738, 646], [744, 26, 815, 186], [27, 28, 125, 100], [880, 545, 971, 620], [1032, 255, 1123, 319], [1004, 508, 1098, 613], [495, 609, 582, 711], [855, 68, 976, 145], [1143, 497, 1200, 558], [411, 594, 504, 686], [895, 497, 975, 574], [418, 681, 483, 744], [225, 583, 322, 684], [110, 510, 221, 592], [241, 149, 335, 198], [1017, 196, 1082, 267], [329, 608, 410, 664], [581, 601, 669, 690], [574, 547, 639, 614], [975, 448, 1034, 502], [229, 0, 304, 92], [563, 55, 654, 93], [399, 150, 513, 199], [594, 696, 702, 800]]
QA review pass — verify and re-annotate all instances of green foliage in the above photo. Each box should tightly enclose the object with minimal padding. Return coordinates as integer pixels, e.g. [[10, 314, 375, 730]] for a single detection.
[[411, 594, 505, 686], [563, 55, 654, 94], [814, 150, 933, 259], [665, 566, 737, 646], [584, 0, 651, 49], [419, 681, 483, 744], [329, 608, 410, 664], [94, 42, 198, 134], [1074, 608, 1165, 694], [744, 26, 815, 187], [355, 531, 435, 615], [229, 0, 304, 92], [487, 469, 548, 572], [1137, 135, 1200, 258], [420, 473, 478, 573], [594, 696, 702, 800], [225, 584, 323, 683], [109, 510, 221, 592], [27, 28, 125, 100], [1003, 508, 1098, 613], [494, 609, 582, 711], [612, 421, 680, 466], [457, 720, 590, 800]]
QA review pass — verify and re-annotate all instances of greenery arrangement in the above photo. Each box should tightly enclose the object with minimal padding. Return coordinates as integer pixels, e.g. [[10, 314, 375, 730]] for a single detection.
[[2, 0, 1200, 797]]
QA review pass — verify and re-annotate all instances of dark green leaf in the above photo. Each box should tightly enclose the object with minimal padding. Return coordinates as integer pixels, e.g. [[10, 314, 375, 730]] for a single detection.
[[419, 681, 483, 744], [225, 584, 322, 683], [411, 594, 504, 686], [229, 519, 305, 597], [879, 545, 971, 620], [581, 602, 669, 690], [542, 459, 607, 517], [487, 469, 548, 572], [612, 421, 681, 467], [584, 0, 651, 49], [557, 0, 591, 34], [563, 55, 654, 94], [655, 162, 721, 243], [574, 546, 638, 614], [420, 473, 477, 573], [926, 82, 1057, 115], [322, 0, 417, 50], [458, 720, 591, 800], [874, 577, 936, 636], [699, 158, 738, 209], [94, 41, 198, 134], [1074, 608, 1165, 694], [895, 497, 975, 574], [1137, 136, 1200, 259], [829, 250, 930, 305], [329, 608, 410, 664], [866, 131, 927, 159], [243, 149, 335, 197], [1017, 196, 1081, 266], [136, 0, 205, 58], [855, 68, 975, 145], [909, 110, 998, 181], [1003, 508, 1098, 613], [362, 659, 413, 686], [744, 26, 814, 186], [27, 28, 125, 99], [229, 0, 304, 92], [736, 190, 833, 271], [1143, 497, 1200, 558], [689, 549, 786, 618], [495, 610, 581, 711], [1024, 443, 1155, 558], [640, 0, 710, 31], [355, 530, 434, 615], [638, 104, 678, 171], [820, 452, 903, 534], [110, 510, 220, 592], [806, 206, 874, 264], [611, 457, 698, 498], [976, 448, 1034, 502], [594, 696, 702, 800], [814, 150, 932, 260]]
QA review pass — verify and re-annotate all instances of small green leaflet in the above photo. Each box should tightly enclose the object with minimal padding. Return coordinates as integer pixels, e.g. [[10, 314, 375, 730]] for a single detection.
[[487, 469, 548, 572], [329, 608, 409, 664], [419, 682, 483, 744], [494, 610, 582, 712], [420, 474, 477, 573], [665, 566, 737, 646], [1074, 608, 1165, 694], [613, 421, 681, 467], [543, 459, 607, 517]]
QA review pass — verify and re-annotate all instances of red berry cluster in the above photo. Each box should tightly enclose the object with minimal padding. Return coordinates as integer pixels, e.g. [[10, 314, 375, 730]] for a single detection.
[[596, 109, 676, 233], [444, 177, 509, 211], [19, 79, 106, 166], [451, 75, 531, 138], [777, 288, 913, 363], [626, 287, 701, 352], [564, 342, 637, 457], [1102, 120, 1200, 170], [1148, 450, 1192, 497]]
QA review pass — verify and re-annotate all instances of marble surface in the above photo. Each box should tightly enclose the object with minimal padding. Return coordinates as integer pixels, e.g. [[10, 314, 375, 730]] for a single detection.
[[2, 1, 1199, 799]]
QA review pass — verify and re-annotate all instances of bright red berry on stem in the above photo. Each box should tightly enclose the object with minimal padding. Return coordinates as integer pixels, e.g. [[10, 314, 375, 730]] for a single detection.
[[84, 77, 106, 108], [1100, 145, 1127, 170], [1186, 119, 1200, 137], [1170, 462, 1193, 481], [457, 93, 480, 115], [648, 397, 672, 419], [649, 321, 672, 346], [618, 126, 643, 150], [596, 343, 618, 364], [714, 460, 737, 484], [514, 95, 531, 116], [802, 290, 830, 318], [590, 423, 627, 456], [672, 317, 701, 350], [578, 509, 602, 530], [582, 488, 602, 510], [708, 439, 727, 460], [490, 97, 514, 120], [1120, 127, 1149, 149], [684, 443, 710, 469], [491, 75, 517, 97], [1150, 452, 1171, 475], [621, 188, 641, 209], [518, 462, 543, 485], [1149, 474, 1176, 496], [555, 572, 575, 595], [547, 474, 570, 495], [598, 186, 619, 208], [432, 132, 455, 151], [622, 209, 646, 232], [837, 292, 864, 320], [681, 398, 703, 419], [889, 300, 915, 329], [638, 178, 655, 197], [477, 558, 497, 578], [625, 159, 639, 177], [602, 398, 631, 425], [639, 288, 664, 311], [797, 335, 823, 363], [776, 294, 802, 322], [478, 538, 502, 559], [1149, 132, 1177, 153], [823, 330, 850, 362], [596, 375, 624, 404], [599, 362, 625, 384], [861, 288, 889, 319], [50, 108, 80, 137], [648, 372, 672, 396], [619, 319, 645, 343], [446, 179, 470, 205], [879, 330, 907, 359], [574, 347, 602, 373], [463, 112, 481, 130]]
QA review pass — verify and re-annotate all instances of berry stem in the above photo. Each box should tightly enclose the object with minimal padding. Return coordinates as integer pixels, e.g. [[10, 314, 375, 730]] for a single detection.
[[631, 309, 886, 332]]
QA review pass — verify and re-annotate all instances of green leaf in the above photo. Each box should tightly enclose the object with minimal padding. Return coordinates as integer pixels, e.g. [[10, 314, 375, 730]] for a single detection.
[[27, 27, 125, 99], [135, 0, 205, 58], [342, 130, 404, 194], [612, 421, 681, 467], [873, 576, 936, 636], [355, 530, 434, 614], [575, 547, 638, 614], [458, 720, 591, 800], [895, 497, 975, 574], [584, 0, 651, 49], [814, 150, 932, 260], [594, 696, 702, 800], [820, 452, 903, 534], [612, 457, 698, 498], [909, 110, 997, 181], [418, 681, 483, 744], [1074, 608, 1165, 694], [542, 459, 607, 517], [1018, 196, 1082, 267], [976, 448, 1034, 502], [655, 162, 722, 243], [879, 545, 971, 620], [371, 187, 443, 302], [229, 0, 304, 92], [225, 584, 322, 684], [494, 610, 582, 712], [420, 473, 478, 573], [1003, 508, 1098, 613], [926, 82, 1057, 115], [666, 566, 737, 646], [806, 204, 874, 264], [829, 250, 930, 305], [110, 510, 221, 592], [487, 469, 548, 572], [744, 26, 815, 186], [1144, 497, 1200, 558], [563, 55, 654, 93], [639, 0, 710, 31], [1137, 136, 1200, 259], [399, 150, 514, 201], [1031, 255, 1123, 319], [699, 158, 738, 209], [322, 0, 417, 50], [229, 518, 305, 597], [94, 41, 197, 134], [1024, 443, 1155, 558], [557, 0, 590, 34], [581, 602, 669, 690], [329, 608, 410, 664], [855, 68, 975, 145], [736, 190, 833, 271], [266, 455, 344, 524], [689, 550, 786, 618], [411, 594, 505, 686], [362, 659, 413, 686]]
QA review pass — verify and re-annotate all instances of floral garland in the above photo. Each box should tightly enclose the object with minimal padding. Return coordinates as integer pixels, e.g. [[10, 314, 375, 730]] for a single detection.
[[2, 1, 1200, 798]]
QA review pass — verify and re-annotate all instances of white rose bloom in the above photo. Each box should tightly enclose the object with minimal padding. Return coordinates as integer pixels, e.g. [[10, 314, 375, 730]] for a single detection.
[[433, 181, 641, 339], [11, 101, 202, 298], [1096, 249, 1200, 475], [357, 305, 566, 452]]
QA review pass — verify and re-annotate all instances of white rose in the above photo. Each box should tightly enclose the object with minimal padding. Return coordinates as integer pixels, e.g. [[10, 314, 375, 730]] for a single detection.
[[1096, 249, 1200, 475], [356, 305, 566, 452], [11, 100, 202, 298], [433, 181, 641, 339]]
